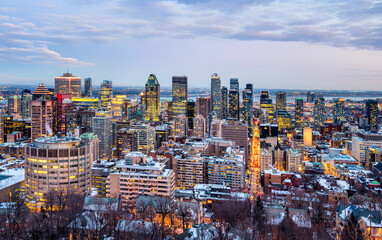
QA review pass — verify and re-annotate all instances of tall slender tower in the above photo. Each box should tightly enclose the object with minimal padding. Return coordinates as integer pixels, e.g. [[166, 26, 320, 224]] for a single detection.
[[228, 78, 240, 120], [248, 121, 262, 196], [172, 76, 188, 116], [100, 80, 113, 108], [366, 99, 379, 132], [211, 73, 222, 119], [221, 86, 228, 119], [276, 91, 286, 113], [295, 98, 304, 128], [242, 84, 253, 126], [145, 74, 160, 122], [84, 78, 92, 97]]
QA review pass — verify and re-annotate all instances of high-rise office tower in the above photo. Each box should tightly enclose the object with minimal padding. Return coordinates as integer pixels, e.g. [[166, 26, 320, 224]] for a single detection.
[[84, 78, 92, 97], [222, 120, 249, 161], [172, 76, 188, 116], [116, 128, 138, 160], [276, 110, 292, 129], [276, 91, 286, 112], [260, 91, 274, 123], [25, 135, 91, 209], [221, 86, 228, 119], [230, 78, 239, 91], [314, 96, 325, 128], [196, 97, 211, 119], [193, 114, 206, 138], [333, 98, 345, 124], [100, 80, 113, 108], [228, 78, 240, 120], [7, 96, 21, 115], [307, 92, 315, 103], [54, 73, 81, 97], [92, 116, 113, 160], [56, 94, 73, 135], [187, 100, 195, 130], [242, 84, 253, 126], [211, 73, 222, 119], [144, 74, 160, 122], [31, 100, 53, 140], [366, 99, 379, 132], [130, 125, 155, 154], [21, 90, 32, 119], [295, 98, 304, 128], [32, 83, 52, 100], [172, 114, 188, 137], [228, 89, 240, 120]]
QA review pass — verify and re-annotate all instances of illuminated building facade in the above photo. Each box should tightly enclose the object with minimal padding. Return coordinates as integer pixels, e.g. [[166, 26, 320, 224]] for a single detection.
[[21, 92, 32, 119], [196, 97, 211, 119], [172, 114, 188, 137], [248, 122, 262, 195], [193, 114, 206, 138], [187, 100, 195, 130], [303, 127, 313, 147], [92, 116, 112, 160], [276, 110, 292, 130], [172, 76, 188, 116], [54, 73, 81, 97], [144, 74, 160, 122], [116, 128, 138, 159], [211, 73, 222, 119], [107, 154, 175, 209], [84, 78, 92, 97], [130, 125, 155, 154], [260, 91, 274, 123], [333, 98, 345, 124], [71, 97, 99, 110], [176, 155, 206, 189], [295, 98, 303, 128], [31, 100, 53, 140], [207, 156, 245, 191], [25, 136, 91, 209], [32, 83, 53, 100], [228, 90, 239, 120], [228, 78, 240, 120], [55, 94, 73, 135], [242, 84, 253, 126], [314, 96, 325, 129], [366, 99, 379, 132], [221, 86, 228, 119], [111, 95, 126, 121], [276, 91, 286, 113], [100, 80, 113, 108], [7, 95, 21, 115]]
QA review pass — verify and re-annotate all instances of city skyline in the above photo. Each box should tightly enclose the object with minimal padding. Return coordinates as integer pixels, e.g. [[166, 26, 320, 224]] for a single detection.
[[1, 0, 382, 90]]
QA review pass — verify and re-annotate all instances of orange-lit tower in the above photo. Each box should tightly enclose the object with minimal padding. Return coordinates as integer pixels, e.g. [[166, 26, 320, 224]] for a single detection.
[[248, 120, 263, 196]]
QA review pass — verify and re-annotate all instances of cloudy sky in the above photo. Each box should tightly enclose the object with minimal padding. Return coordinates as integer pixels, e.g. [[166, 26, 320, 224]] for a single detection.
[[1, 0, 382, 90]]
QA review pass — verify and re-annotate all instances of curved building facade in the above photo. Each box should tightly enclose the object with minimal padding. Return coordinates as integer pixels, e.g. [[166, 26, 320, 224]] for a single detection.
[[25, 136, 91, 209]]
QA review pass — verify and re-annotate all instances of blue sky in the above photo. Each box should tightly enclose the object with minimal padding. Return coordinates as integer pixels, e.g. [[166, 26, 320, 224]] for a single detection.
[[1, 0, 382, 90]]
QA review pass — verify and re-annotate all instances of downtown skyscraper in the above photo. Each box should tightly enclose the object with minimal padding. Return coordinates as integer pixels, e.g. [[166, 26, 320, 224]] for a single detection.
[[221, 86, 228, 119], [172, 76, 188, 116], [333, 98, 345, 124], [242, 83, 253, 126], [228, 78, 240, 120], [276, 91, 286, 113], [84, 78, 92, 97], [314, 96, 325, 129], [365, 99, 379, 132], [295, 98, 304, 128], [54, 73, 81, 98], [211, 73, 222, 119], [144, 74, 160, 122], [100, 80, 113, 108]]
